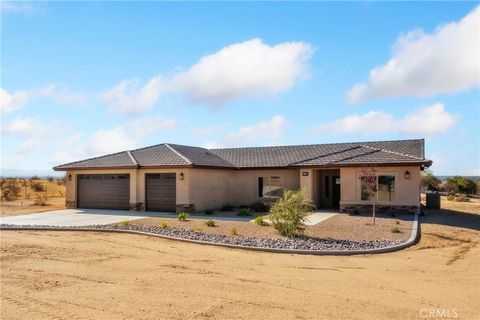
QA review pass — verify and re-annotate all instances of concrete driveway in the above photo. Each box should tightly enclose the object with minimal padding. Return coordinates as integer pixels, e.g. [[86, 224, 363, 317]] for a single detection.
[[0, 209, 148, 227]]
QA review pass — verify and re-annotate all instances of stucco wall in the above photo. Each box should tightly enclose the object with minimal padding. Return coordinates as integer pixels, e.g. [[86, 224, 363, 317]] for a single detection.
[[339, 166, 421, 207]]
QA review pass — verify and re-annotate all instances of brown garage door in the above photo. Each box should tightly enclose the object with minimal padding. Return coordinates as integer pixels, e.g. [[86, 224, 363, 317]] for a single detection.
[[146, 173, 176, 212], [77, 174, 130, 210]]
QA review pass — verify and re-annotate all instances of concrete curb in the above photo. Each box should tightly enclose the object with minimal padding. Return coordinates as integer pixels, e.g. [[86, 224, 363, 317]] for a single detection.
[[0, 214, 420, 256]]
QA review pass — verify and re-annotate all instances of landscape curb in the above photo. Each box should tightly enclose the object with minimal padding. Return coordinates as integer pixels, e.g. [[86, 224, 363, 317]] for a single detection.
[[0, 214, 420, 256]]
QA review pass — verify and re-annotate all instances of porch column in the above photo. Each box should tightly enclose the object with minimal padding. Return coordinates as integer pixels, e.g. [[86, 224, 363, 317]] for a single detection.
[[129, 169, 140, 211], [299, 169, 314, 201]]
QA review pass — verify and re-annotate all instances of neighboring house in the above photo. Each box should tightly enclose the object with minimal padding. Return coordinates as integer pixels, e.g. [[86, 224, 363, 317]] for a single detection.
[[53, 139, 432, 214]]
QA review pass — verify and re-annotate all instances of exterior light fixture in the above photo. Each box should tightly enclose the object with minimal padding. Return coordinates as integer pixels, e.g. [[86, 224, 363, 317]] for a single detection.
[[68, 174, 72, 181], [405, 171, 410, 180], [179, 172, 184, 180]]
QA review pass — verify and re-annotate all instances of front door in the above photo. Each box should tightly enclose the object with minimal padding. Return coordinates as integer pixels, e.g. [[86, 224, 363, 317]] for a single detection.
[[332, 176, 341, 208]]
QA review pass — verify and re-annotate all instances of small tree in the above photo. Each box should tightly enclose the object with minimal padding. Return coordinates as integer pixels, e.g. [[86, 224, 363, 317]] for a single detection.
[[421, 169, 441, 191], [269, 189, 314, 237], [359, 166, 377, 226]]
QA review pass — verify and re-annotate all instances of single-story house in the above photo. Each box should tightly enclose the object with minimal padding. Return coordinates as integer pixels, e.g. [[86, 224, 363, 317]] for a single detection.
[[53, 139, 432, 214]]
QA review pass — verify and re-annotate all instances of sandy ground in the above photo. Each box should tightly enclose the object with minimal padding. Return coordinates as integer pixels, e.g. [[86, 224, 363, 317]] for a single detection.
[[1, 200, 479, 320], [0, 197, 65, 217]]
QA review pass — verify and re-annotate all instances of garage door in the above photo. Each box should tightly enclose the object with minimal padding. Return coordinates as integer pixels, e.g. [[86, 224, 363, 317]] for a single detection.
[[77, 174, 130, 210], [146, 173, 176, 212]]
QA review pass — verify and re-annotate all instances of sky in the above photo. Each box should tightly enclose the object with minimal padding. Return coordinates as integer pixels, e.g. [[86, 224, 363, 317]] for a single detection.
[[1, 1, 479, 176]]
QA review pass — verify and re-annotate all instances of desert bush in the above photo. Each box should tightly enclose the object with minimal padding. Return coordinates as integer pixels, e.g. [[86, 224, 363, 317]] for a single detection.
[[1, 181, 21, 201], [390, 226, 401, 233], [230, 227, 238, 236], [454, 196, 470, 202], [250, 201, 269, 212], [120, 220, 130, 227], [447, 195, 455, 201], [204, 209, 215, 215], [160, 221, 169, 228], [177, 211, 189, 221], [46, 176, 54, 182], [237, 208, 252, 216], [29, 175, 40, 181], [220, 204, 233, 212], [269, 189, 314, 237], [33, 194, 47, 206], [205, 219, 216, 227], [254, 216, 267, 226], [192, 226, 202, 232], [30, 181, 45, 192], [395, 220, 400, 225]]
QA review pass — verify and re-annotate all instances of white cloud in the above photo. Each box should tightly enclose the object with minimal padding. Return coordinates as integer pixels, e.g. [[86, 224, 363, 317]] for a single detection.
[[313, 103, 458, 135], [103, 39, 313, 113], [1, 1, 46, 16], [222, 115, 287, 147], [347, 6, 480, 104], [1, 116, 176, 167], [0, 85, 87, 113]]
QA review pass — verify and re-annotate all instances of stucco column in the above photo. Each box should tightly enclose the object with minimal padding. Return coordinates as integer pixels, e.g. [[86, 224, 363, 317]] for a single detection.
[[299, 169, 314, 201], [129, 169, 140, 210]]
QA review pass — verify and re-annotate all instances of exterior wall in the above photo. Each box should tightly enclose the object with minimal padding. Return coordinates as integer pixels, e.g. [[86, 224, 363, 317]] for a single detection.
[[339, 165, 421, 213]]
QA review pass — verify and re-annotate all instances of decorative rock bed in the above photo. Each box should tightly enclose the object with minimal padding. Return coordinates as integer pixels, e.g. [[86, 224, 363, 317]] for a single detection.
[[0, 223, 407, 252]]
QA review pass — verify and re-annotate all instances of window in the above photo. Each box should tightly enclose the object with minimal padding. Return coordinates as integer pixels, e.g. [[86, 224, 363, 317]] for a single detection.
[[258, 176, 284, 198], [360, 175, 396, 202], [378, 175, 395, 202]]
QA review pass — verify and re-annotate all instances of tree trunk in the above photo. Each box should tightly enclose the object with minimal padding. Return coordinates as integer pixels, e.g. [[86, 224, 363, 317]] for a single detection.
[[372, 202, 376, 226]]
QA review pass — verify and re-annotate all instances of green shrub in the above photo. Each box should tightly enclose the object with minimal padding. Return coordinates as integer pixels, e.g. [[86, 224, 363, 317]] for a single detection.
[[230, 227, 238, 236], [120, 220, 130, 227], [254, 216, 267, 226], [220, 204, 233, 212], [205, 219, 216, 227], [390, 226, 401, 233], [237, 208, 252, 216], [160, 221, 169, 228], [177, 212, 189, 221], [269, 189, 314, 237], [250, 201, 269, 212], [204, 209, 215, 215]]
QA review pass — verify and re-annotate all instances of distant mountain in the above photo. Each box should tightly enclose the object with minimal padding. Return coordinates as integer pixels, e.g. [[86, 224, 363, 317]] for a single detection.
[[0, 168, 64, 178]]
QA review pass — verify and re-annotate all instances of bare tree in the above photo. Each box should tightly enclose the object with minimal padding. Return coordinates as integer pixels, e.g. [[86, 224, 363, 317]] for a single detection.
[[360, 166, 377, 226]]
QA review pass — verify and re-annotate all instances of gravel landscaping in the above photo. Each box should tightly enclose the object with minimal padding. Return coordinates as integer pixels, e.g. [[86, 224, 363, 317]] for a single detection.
[[0, 223, 406, 251]]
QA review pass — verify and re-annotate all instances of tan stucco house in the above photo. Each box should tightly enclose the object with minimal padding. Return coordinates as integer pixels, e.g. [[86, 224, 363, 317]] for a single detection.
[[53, 139, 432, 214]]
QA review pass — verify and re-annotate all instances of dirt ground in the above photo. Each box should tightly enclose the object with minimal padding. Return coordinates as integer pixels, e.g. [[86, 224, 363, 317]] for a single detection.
[[1, 200, 479, 320], [0, 197, 65, 217], [132, 211, 412, 242]]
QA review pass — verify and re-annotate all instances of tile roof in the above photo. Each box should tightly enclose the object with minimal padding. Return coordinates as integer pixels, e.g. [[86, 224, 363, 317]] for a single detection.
[[53, 139, 431, 170]]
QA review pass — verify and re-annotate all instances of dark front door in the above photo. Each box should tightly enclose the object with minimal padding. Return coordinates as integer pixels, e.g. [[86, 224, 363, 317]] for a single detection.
[[145, 173, 176, 212], [77, 174, 130, 210], [332, 176, 341, 208]]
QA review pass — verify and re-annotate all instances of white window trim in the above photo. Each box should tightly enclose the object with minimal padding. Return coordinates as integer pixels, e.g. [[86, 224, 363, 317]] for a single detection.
[[356, 172, 399, 204]]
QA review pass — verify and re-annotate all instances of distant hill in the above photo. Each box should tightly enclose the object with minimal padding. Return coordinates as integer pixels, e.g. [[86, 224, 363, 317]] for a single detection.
[[0, 168, 64, 178], [437, 176, 480, 182]]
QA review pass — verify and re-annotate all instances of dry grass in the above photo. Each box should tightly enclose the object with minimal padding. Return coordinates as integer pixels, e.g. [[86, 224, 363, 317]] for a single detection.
[[1, 179, 66, 201], [1, 199, 478, 320], [0, 197, 65, 217]]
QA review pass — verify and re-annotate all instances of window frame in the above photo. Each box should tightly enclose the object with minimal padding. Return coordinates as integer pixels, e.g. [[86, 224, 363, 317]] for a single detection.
[[257, 175, 284, 199], [357, 172, 398, 203]]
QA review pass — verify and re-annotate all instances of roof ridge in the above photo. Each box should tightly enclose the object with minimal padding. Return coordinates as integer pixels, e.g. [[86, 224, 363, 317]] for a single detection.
[[127, 150, 139, 167], [327, 148, 382, 165], [360, 145, 424, 160], [290, 145, 363, 166], [165, 144, 193, 165]]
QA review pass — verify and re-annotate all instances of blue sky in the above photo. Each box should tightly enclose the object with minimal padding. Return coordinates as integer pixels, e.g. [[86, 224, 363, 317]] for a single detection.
[[1, 2, 479, 176]]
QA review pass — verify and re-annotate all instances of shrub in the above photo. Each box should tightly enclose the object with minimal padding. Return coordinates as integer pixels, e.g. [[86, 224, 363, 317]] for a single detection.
[[230, 227, 238, 236], [220, 204, 233, 212], [46, 176, 54, 182], [250, 201, 269, 212], [30, 181, 45, 192], [159, 221, 169, 228], [33, 195, 47, 206], [1, 181, 21, 201], [454, 196, 470, 202], [254, 216, 267, 226], [120, 220, 130, 227], [390, 226, 401, 233], [205, 219, 216, 227], [237, 208, 252, 216], [447, 195, 455, 201], [204, 209, 215, 215], [192, 226, 202, 232], [177, 212, 189, 221], [269, 189, 314, 237]]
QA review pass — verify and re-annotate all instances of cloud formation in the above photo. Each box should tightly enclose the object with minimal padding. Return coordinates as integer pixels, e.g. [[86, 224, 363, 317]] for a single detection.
[[104, 39, 313, 114], [0, 85, 87, 113], [347, 6, 480, 104], [313, 103, 458, 135]]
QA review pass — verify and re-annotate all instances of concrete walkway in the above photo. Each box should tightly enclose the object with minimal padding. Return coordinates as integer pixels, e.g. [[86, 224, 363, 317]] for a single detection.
[[304, 210, 339, 226]]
